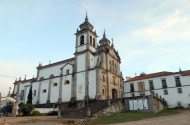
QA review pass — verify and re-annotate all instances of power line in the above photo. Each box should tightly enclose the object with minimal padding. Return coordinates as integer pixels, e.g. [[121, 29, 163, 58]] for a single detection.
[[0, 75, 17, 78]]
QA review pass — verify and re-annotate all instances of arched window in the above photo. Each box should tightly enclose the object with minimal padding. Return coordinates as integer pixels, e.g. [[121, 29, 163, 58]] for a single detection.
[[53, 83, 57, 86], [80, 35, 84, 45], [90, 36, 92, 45], [65, 80, 70, 84], [102, 89, 104, 94], [93, 38, 95, 47]]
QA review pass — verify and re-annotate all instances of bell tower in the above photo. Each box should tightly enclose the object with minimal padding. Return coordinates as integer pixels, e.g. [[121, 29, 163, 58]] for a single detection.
[[75, 14, 98, 53], [71, 14, 98, 102]]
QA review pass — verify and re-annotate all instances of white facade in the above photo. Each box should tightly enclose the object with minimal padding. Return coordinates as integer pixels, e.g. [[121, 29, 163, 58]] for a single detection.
[[123, 70, 190, 108], [12, 15, 123, 106]]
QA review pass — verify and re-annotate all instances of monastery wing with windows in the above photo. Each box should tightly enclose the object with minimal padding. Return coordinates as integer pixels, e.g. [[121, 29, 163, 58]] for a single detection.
[[12, 15, 124, 106], [123, 69, 190, 108]]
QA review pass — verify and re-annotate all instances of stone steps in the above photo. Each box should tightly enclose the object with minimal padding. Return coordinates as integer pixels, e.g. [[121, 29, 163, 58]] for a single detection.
[[63, 99, 120, 119]]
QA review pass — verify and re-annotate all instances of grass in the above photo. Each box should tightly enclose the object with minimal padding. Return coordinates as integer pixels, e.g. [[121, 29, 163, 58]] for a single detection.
[[85, 109, 180, 125]]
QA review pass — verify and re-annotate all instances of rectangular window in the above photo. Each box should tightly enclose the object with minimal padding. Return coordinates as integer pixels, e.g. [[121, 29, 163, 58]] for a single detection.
[[162, 79, 167, 88], [42, 89, 46, 93], [149, 80, 154, 90], [20, 90, 24, 100], [66, 69, 69, 75], [177, 88, 182, 93], [33, 90, 36, 96], [163, 90, 168, 95], [175, 77, 181, 87], [130, 84, 135, 92], [110, 66, 112, 72]]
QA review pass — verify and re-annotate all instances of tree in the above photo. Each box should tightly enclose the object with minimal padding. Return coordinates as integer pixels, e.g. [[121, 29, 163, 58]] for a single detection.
[[27, 85, 33, 104]]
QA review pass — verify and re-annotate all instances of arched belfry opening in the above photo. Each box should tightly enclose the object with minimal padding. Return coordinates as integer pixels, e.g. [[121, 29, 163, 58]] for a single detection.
[[90, 36, 92, 45], [80, 35, 84, 45], [112, 89, 118, 99]]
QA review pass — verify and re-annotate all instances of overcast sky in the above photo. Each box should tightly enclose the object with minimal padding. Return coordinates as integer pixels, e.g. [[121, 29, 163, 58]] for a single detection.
[[0, 0, 190, 97]]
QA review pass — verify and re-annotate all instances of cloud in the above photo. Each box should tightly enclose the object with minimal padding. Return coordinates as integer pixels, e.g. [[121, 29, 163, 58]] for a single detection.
[[131, 9, 190, 43], [0, 61, 37, 97]]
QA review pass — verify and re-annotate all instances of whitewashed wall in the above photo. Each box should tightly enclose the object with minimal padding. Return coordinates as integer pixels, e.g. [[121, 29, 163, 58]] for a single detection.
[[62, 64, 73, 75], [50, 77, 60, 103], [32, 81, 39, 104], [77, 45, 87, 52], [89, 54, 95, 69], [38, 64, 66, 80], [77, 54, 85, 72], [124, 74, 190, 108], [88, 70, 96, 99], [62, 74, 72, 102], [76, 72, 85, 100], [40, 80, 49, 104], [33, 108, 58, 114]]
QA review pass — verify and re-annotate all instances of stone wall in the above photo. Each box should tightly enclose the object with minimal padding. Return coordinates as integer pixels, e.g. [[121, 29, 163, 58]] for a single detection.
[[123, 95, 165, 113], [153, 96, 165, 113], [93, 100, 123, 117]]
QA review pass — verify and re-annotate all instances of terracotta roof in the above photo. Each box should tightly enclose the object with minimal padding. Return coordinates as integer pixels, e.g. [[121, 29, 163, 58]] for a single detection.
[[181, 70, 190, 76], [125, 70, 190, 82]]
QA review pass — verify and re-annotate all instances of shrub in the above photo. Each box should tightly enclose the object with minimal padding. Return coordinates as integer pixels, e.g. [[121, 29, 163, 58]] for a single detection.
[[32, 111, 42, 116], [18, 103, 35, 116]]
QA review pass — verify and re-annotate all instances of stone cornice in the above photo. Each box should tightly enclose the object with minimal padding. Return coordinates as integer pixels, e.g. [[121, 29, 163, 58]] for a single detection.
[[75, 29, 98, 37], [37, 58, 75, 70]]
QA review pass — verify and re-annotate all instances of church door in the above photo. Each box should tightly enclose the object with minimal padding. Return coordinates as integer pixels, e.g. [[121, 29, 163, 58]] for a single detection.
[[112, 89, 117, 99]]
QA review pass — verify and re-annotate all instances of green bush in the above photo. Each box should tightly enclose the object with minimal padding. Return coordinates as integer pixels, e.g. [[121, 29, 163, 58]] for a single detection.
[[18, 103, 35, 116], [32, 111, 41, 116]]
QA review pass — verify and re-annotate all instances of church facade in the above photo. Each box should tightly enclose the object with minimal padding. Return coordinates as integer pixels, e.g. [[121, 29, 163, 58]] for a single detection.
[[12, 15, 123, 107]]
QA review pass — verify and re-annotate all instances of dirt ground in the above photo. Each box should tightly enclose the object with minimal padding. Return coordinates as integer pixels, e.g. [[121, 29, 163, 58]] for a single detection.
[[111, 110, 190, 125], [0, 110, 190, 125], [0, 116, 65, 125]]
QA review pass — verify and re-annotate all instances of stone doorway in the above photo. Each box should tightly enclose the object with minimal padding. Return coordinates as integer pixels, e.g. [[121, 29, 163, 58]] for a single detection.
[[112, 89, 117, 99], [0, 93, 18, 117]]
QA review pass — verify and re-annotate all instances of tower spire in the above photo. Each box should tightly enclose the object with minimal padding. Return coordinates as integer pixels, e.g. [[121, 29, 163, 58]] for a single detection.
[[103, 29, 106, 37], [85, 11, 88, 22], [111, 38, 114, 47]]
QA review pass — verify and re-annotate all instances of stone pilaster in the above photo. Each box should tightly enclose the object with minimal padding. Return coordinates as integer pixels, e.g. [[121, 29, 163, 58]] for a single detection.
[[58, 70, 63, 104], [36, 80, 42, 104], [47, 75, 53, 104], [95, 67, 100, 100], [105, 53, 110, 99], [23, 87, 26, 103]]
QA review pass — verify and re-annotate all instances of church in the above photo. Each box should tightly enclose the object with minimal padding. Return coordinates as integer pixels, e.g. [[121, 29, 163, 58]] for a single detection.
[[12, 15, 124, 108]]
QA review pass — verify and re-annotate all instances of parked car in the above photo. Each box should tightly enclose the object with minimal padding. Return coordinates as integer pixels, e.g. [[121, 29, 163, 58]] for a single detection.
[[0, 113, 3, 116], [48, 111, 58, 116]]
